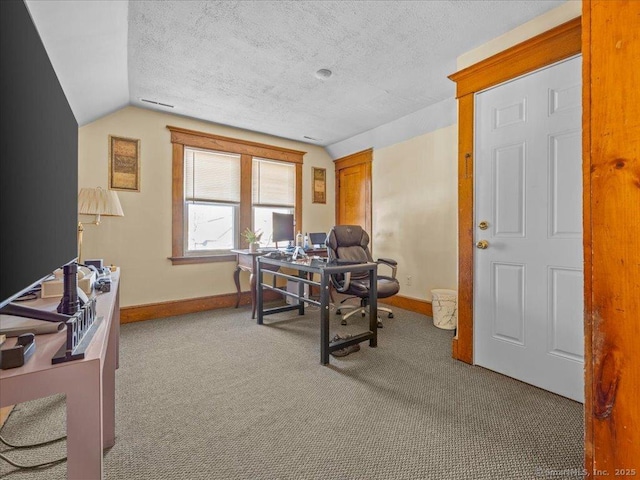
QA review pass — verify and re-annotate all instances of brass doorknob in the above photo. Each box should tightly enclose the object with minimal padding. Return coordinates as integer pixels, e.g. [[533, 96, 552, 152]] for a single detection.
[[476, 240, 489, 249], [478, 221, 489, 230]]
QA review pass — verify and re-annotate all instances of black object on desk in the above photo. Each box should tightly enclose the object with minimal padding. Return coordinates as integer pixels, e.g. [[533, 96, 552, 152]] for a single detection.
[[0, 333, 36, 370], [3, 293, 101, 364], [58, 262, 80, 315], [256, 256, 378, 365]]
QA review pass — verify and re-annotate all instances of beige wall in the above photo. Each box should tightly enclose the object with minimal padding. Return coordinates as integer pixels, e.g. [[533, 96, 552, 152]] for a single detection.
[[78, 106, 335, 307], [457, 1, 581, 69], [372, 125, 458, 301], [367, 2, 580, 304]]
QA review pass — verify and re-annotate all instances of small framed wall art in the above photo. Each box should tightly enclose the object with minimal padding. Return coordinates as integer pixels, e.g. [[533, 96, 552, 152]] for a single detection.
[[109, 135, 141, 192], [312, 167, 326, 204]]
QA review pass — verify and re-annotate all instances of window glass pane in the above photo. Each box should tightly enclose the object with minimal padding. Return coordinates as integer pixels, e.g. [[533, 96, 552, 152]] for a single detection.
[[187, 203, 236, 251], [254, 206, 294, 247], [185, 148, 240, 203], [252, 158, 295, 207]]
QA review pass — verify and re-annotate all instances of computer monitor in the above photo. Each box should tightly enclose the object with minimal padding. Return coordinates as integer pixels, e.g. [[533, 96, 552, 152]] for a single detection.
[[272, 212, 294, 244], [309, 232, 327, 247]]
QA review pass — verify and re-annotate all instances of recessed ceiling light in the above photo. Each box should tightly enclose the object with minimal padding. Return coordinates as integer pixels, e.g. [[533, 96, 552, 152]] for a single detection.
[[315, 69, 332, 80], [140, 98, 175, 108]]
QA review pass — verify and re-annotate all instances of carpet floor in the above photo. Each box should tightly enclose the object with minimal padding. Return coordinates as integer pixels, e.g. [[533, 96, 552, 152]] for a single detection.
[[0, 303, 584, 479]]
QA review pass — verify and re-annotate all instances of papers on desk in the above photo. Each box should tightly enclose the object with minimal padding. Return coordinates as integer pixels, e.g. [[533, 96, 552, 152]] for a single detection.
[[0, 314, 65, 337]]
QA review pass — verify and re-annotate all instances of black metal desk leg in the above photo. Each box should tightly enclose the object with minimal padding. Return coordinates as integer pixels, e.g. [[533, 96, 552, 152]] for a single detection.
[[298, 270, 306, 316], [369, 265, 378, 347], [320, 272, 330, 364], [257, 262, 264, 325], [250, 271, 258, 319]]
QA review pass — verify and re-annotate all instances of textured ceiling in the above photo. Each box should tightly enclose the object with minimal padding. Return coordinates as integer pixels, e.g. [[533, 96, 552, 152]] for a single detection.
[[28, 0, 566, 145]]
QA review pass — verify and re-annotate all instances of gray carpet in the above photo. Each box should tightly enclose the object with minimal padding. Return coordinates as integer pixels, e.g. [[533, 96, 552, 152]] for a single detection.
[[0, 303, 584, 479]]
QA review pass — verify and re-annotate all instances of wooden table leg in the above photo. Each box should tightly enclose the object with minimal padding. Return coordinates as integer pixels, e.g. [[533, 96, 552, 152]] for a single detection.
[[103, 309, 118, 448], [233, 265, 241, 308], [67, 360, 103, 480]]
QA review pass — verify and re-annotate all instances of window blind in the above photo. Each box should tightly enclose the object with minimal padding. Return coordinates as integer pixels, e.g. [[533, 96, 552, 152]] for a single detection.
[[185, 148, 240, 203], [252, 158, 295, 207]]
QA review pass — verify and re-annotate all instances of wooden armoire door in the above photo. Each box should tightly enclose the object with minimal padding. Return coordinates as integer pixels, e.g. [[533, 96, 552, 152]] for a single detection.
[[334, 149, 372, 234]]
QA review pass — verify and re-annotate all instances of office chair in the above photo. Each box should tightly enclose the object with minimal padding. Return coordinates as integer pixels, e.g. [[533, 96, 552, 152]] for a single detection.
[[326, 225, 400, 328]]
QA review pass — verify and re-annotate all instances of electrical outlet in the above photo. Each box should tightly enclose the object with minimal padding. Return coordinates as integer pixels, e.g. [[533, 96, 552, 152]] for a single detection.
[[406, 275, 412, 286]]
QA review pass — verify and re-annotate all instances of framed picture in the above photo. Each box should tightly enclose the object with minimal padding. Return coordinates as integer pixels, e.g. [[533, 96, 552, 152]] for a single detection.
[[109, 135, 141, 192], [312, 167, 326, 204]]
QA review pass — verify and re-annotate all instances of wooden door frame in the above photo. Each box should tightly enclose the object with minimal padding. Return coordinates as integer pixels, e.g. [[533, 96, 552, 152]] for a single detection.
[[448, 17, 582, 364], [583, 0, 640, 472], [334, 148, 372, 234], [450, 11, 640, 473]]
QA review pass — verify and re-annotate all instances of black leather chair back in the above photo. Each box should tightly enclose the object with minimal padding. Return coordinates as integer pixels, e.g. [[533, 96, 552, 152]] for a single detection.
[[326, 225, 373, 280]]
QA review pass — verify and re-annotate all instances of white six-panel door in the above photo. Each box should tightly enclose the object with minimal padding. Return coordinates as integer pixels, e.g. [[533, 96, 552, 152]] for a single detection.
[[474, 56, 584, 402]]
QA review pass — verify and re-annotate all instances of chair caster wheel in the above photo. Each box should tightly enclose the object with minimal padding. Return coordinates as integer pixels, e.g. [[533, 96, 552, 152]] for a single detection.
[[361, 312, 366, 317], [341, 319, 347, 326], [336, 309, 342, 315], [388, 313, 394, 319], [377, 321, 384, 328]]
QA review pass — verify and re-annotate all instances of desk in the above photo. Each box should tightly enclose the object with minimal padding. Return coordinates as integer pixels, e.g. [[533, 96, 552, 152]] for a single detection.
[[231, 250, 276, 319], [232, 248, 327, 319], [304, 247, 329, 256], [256, 257, 377, 365], [0, 271, 120, 480]]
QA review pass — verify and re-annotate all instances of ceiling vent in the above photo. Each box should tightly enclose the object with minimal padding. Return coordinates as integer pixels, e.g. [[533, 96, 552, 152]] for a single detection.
[[140, 98, 174, 108]]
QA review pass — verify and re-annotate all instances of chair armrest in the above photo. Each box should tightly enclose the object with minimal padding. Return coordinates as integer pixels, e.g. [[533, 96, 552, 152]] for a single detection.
[[331, 272, 352, 292], [377, 258, 398, 279], [377, 258, 397, 266]]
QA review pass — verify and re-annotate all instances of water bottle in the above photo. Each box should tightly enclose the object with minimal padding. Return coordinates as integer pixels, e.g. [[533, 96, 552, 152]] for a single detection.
[[296, 231, 303, 247]]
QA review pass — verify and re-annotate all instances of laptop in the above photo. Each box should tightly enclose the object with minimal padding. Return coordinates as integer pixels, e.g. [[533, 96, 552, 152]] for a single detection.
[[309, 232, 327, 247]]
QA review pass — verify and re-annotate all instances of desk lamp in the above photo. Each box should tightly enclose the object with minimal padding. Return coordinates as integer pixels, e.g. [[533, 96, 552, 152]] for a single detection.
[[77, 187, 124, 263]]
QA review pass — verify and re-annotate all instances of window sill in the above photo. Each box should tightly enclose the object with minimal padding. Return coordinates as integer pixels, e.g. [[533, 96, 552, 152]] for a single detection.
[[169, 254, 236, 265]]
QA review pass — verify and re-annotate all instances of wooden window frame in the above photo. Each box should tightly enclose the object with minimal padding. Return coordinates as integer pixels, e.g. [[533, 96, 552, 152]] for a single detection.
[[168, 126, 305, 265]]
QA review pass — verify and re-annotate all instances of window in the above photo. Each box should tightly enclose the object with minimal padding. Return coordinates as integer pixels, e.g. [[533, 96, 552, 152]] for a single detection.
[[184, 148, 240, 253], [168, 126, 305, 264], [252, 158, 295, 246]]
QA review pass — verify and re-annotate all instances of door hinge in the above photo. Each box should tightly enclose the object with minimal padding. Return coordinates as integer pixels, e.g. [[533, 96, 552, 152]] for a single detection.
[[465, 153, 472, 179]]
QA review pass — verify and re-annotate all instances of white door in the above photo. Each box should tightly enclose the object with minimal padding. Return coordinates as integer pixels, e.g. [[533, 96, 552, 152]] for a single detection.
[[474, 56, 584, 402]]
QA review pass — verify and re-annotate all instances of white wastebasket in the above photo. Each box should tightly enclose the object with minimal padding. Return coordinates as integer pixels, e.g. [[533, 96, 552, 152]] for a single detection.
[[431, 289, 457, 330]]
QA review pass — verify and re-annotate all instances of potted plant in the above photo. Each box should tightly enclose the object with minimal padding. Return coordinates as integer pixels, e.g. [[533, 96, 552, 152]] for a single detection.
[[242, 228, 263, 253]]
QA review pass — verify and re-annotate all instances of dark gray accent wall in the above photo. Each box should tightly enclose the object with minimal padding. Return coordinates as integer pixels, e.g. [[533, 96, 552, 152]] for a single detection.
[[0, 0, 78, 304]]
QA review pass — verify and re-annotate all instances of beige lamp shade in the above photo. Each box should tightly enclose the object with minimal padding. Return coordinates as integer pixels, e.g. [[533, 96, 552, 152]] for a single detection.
[[78, 187, 124, 219], [77, 187, 124, 262]]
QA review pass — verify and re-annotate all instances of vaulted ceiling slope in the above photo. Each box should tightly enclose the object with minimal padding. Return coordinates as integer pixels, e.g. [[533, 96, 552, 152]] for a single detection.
[[26, 0, 565, 146]]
